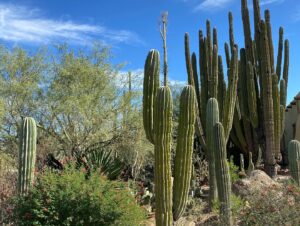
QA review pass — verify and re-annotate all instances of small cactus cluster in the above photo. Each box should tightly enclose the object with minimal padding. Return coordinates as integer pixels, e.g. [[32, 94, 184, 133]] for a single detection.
[[18, 117, 37, 194], [143, 50, 197, 225]]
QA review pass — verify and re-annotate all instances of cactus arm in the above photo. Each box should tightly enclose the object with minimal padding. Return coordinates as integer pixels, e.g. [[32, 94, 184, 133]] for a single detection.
[[272, 74, 281, 159], [283, 40, 289, 91], [276, 27, 284, 81], [185, 33, 194, 86], [224, 42, 231, 69], [222, 46, 238, 142], [247, 61, 258, 128], [143, 50, 160, 144], [265, 10, 275, 73], [173, 85, 196, 220]]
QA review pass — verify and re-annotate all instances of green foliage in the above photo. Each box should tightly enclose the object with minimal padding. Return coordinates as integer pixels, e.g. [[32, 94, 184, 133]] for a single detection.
[[85, 147, 123, 180], [228, 158, 239, 183], [13, 165, 146, 226]]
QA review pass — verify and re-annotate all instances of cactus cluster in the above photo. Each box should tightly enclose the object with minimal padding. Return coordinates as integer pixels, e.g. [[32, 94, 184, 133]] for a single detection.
[[143, 50, 197, 225], [18, 117, 37, 194], [143, 0, 291, 224], [185, 0, 289, 180]]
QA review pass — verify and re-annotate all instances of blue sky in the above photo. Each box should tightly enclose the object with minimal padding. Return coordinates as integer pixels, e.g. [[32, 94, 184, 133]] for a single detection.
[[0, 0, 298, 102]]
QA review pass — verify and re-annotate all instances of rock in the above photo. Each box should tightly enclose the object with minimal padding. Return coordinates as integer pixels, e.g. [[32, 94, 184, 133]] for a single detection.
[[174, 217, 195, 226], [232, 170, 282, 197]]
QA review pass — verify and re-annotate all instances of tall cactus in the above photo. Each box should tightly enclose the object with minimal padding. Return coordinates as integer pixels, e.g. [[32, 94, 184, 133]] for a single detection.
[[214, 122, 233, 226], [173, 85, 196, 220], [225, 0, 290, 177], [18, 117, 37, 194], [288, 140, 300, 186], [206, 98, 220, 208], [154, 86, 173, 226], [143, 50, 160, 144]]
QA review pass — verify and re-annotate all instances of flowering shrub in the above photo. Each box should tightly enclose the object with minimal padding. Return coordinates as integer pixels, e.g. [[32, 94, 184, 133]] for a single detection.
[[13, 165, 146, 226]]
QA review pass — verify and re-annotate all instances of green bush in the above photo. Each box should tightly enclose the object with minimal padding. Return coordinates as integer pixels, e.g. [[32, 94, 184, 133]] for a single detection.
[[13, 166, 146, 226], [228, 158, 239, 183], [238, 181, 300, 226]]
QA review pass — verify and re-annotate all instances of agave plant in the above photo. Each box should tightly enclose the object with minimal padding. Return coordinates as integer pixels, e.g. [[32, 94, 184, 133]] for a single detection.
[[85, 147, 124, 180]]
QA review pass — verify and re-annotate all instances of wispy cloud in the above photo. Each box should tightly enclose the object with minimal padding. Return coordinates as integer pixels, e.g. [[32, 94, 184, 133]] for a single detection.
[[115, 69, 186, 90], [260, 0, 285, 6], [194, 0, 233, 11], [193, 0, 284, 11], [0, 4, 142, 46], [292, 7, 300, 22]]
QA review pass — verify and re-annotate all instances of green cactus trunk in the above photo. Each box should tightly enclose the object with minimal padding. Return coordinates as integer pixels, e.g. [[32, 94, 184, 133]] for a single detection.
[[214, 122, 233, 226], [260, 20, 276, 177], [288, 140, 300, 186], [154, 86, 173, 226], [173, 85, 196, 220], [143, 49, 160, 144], [18, 117, 37, 194], [206, 98, 219, 208]]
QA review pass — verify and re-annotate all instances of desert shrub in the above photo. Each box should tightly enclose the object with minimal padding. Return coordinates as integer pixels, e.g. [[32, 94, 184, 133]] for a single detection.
[[228, 158, 239, 183], [238, 181, 300, 226], [13, 165, 147, 226], [0, 152, 17, 225]]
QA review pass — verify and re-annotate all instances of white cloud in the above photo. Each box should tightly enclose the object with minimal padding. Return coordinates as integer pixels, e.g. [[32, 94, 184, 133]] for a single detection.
[[260, 0, 285, 6], [194, 0, 233, 11], [115, 69, 186, 90], [0, 4, 142, 45]]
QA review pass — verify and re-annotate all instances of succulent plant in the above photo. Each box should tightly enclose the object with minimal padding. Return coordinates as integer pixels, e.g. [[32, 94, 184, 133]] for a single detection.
[[18, 117, 37, 194]]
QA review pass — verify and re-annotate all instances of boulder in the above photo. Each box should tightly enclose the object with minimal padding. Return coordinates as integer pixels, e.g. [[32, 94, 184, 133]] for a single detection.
[[232, 170, 281, 197]]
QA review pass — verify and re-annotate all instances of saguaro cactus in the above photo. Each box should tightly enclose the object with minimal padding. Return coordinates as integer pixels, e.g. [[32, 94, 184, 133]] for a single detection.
[[288, 140, 300, 186], [143, 50, 160, 144], [154, 86, 173, 225], [18, 117, 37, 194], [173, 85, 196, 220], [143, 46, 198, 224], [214, 122, 233, 226], [206, 98, 219, 207]]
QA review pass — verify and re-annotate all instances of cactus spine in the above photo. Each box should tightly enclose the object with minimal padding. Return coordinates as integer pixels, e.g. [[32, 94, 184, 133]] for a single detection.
[[18, 117, 37, 194], [173, 85, 196, 220], [288, 140, 300, 186], [154, 86, 173, 225], [214, 122, 233, 226], [143, 50, 160, 144]]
